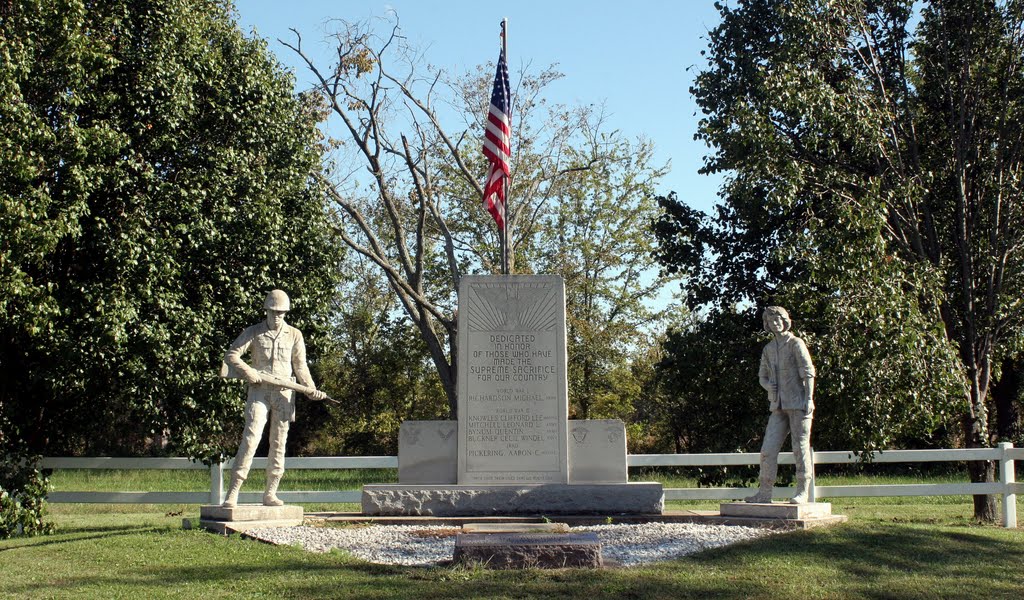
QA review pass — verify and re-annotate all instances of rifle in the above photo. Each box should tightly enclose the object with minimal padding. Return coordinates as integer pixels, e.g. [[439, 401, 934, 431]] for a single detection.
[[220, 363, 340, 404]]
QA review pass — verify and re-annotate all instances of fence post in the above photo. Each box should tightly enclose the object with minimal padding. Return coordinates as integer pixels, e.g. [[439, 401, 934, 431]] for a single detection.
[[808, 447, 817, 503], [999, 442, 1016, 529], [210, 460, 224, 506]]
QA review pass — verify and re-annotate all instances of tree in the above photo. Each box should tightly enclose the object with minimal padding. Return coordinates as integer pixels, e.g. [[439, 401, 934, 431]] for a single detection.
[[656, 0, 1024, 520], [643, 310, 766, 485], [536, 128, 674, 420], [297, 260, 448, 456], [283, 17, 671, 417], [0, 0, 340, 460]]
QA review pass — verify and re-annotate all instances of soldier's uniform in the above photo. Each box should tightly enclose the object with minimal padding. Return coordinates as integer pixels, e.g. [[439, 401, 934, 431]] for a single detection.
[[221, 290, 318, 507], [747, 307, 817, 504]]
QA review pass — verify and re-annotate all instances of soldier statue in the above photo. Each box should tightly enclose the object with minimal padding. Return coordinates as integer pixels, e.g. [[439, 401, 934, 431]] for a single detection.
[[745, 306, 816, 504], [220, 289, 325, 507]]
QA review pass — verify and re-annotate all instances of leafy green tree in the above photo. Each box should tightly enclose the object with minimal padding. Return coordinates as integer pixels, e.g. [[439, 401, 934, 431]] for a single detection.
[[298, 262, 448, 456], [0, 0, 340, 461], [656, 0, 1024, 520], [284, 17, 673, 416], [536, 129, 674, 420], [648, 311, 765, 455]]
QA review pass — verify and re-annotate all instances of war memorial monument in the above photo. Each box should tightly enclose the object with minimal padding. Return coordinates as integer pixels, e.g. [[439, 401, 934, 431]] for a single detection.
[[361, 274, 663, 516], [200, 282, 842, 560]]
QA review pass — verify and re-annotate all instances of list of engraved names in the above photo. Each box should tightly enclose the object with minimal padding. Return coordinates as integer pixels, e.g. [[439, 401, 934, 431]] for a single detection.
[[464, 332, 561, 482]]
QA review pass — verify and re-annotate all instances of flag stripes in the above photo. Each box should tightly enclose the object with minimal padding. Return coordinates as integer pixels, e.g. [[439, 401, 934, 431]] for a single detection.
[[483, 42, 510, 230]]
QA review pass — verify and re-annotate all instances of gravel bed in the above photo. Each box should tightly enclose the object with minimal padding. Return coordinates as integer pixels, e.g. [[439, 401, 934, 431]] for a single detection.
[[245, 522, 776, 567]]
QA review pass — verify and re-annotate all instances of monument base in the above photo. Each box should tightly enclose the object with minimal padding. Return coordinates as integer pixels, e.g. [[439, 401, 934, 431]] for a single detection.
[[719, 502, 833, 520], [361, 483, 664, 516], [454, 532, 602, 569], [199, 504, 304, 534]]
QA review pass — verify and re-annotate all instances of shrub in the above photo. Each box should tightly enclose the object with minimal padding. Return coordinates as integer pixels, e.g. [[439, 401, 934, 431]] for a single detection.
[[0, 451, 55, 538]]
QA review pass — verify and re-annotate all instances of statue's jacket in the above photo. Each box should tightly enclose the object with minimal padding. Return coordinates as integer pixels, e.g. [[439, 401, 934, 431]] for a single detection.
[[225, 322, 313, 422], [759, 333, 815, 412]]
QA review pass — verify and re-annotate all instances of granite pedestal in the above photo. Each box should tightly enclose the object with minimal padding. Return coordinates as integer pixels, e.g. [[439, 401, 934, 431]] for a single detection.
[[361, 483, 664, 516], [199, 504, 303, 534]]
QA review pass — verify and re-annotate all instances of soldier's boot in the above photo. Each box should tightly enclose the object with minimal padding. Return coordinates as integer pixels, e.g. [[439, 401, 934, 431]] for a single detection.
[[789, 478, 811, 504], [222, 473, 244, 507], [263, 475, 284, 506], [744, 479, 774, 503]]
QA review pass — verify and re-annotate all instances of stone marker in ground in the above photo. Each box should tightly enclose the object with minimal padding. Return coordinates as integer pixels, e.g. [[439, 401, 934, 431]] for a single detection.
[[199, 504, 303, 534], [454, 532, 602, 569], [361, 274, 664, 516], [462, 522, 570, 534]]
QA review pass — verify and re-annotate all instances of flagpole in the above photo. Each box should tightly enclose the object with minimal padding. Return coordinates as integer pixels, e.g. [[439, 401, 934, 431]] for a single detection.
[[501, 17, 511, 276]]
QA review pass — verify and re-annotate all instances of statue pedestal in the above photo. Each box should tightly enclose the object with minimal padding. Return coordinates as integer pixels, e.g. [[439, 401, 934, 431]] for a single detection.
[[199, 504, 303, 534], [720, 502, 833, 519], [717, 502, 847, 528]]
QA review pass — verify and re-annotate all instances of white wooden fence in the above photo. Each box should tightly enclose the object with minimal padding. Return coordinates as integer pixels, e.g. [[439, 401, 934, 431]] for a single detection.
[[41, 443, 1022, 528]]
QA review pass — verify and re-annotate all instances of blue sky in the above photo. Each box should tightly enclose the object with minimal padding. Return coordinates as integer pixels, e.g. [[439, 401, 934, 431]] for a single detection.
[[235, 0, 726, 215]]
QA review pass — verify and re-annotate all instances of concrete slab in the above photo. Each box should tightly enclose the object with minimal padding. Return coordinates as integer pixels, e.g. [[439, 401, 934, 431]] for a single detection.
[[361, 483, 664, 516], [307, 510, 847, 530], [200, 504, 303, 522], [454, 532, 602, 569], [707, 513, 849, 529], [719, 502, 832, 519], [463, 522, 570, 534], [199, 518, 304, 535]]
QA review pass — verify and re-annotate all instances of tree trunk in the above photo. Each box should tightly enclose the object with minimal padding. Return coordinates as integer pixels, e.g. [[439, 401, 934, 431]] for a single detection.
[[962, 398, 997, 521], [966, 454, 997, 521], [445, 331, 458, 419]]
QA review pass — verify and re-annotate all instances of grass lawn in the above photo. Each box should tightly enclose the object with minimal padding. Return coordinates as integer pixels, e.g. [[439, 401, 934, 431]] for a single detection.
[[2, 471, 1023, 599]]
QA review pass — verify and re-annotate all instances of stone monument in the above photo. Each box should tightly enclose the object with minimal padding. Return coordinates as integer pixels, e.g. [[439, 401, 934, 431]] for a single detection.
[[361, 275, 663, 516], [458, 275, 569, 484]]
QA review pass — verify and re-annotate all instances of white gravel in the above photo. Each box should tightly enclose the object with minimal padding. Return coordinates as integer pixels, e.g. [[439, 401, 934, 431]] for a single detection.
[[245, 522, 776, 567]]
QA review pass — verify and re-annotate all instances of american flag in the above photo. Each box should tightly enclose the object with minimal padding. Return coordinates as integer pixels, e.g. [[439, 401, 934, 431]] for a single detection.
[[482, 41, 511, 230]]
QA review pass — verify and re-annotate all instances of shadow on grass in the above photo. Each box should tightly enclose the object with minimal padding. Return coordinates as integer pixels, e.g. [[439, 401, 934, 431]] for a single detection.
[[663, 524, 1024, 600], [5, 523, 1023, 599], [0, 524, 165, 553]]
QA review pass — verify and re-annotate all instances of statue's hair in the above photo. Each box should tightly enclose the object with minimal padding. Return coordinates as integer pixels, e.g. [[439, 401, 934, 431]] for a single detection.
[[762, 306, 791, 332]]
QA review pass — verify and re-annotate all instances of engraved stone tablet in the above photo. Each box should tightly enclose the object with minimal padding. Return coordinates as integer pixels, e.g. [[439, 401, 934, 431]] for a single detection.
[[568, 419, 628, 484], [398, 420, 458, 484], [453, 532, 602, 569], [457, 275, 569, 484]]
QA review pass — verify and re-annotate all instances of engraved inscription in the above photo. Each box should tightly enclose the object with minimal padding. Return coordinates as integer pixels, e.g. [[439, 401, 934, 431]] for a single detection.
[[458, 276, 569, 484]]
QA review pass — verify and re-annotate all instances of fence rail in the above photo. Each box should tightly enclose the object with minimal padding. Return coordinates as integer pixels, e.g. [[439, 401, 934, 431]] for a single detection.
[[40, 443, 1020, 528]]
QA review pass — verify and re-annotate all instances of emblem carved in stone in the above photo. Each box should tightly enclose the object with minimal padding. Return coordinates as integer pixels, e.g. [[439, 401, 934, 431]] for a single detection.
[[465, 282, 558, 331], [571, 425, 589, 443], [437, 426, 455, 441]]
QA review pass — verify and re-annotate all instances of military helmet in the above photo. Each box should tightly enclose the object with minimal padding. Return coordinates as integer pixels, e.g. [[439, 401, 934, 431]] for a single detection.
[[264, 289, 291, 312]]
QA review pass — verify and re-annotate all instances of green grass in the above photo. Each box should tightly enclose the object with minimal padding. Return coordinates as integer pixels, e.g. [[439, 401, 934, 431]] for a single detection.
[[3, 470, 1022, 599]]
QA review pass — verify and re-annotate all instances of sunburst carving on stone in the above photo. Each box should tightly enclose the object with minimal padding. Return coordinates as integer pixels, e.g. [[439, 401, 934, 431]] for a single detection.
[[465, 282, 558, 331]]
